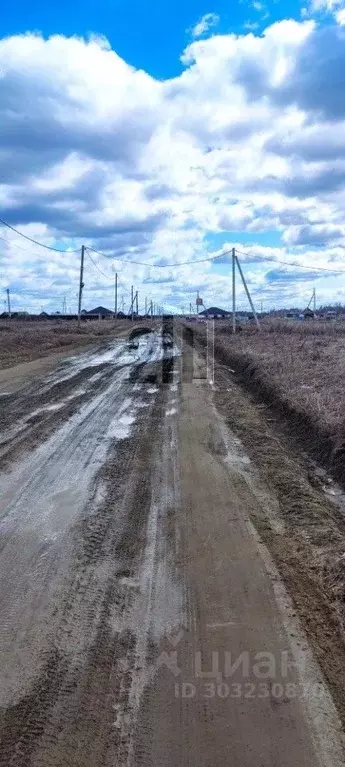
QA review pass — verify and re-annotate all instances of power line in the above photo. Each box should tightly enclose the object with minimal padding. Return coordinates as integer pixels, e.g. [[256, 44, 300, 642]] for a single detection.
[[235, 248, 345, 274], [86, 250, 132, 294], [86, 249, 114, 280], [87, 244, 345, 273], [0, 218, 79, 254], [0, 233, 43, 256], [86, 246, 226, 268], [1, 211, 345, 272]]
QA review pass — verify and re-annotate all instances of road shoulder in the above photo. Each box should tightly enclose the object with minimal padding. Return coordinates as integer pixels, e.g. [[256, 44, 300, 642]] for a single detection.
[[176, 378, 344, 766]]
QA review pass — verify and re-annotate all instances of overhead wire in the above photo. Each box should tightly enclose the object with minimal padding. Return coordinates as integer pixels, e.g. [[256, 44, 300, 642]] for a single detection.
[[86, 246, 226, 267], [0, 218, 79, 253], [1, 213, 344, 271], [87, 244, 345, 274], [3, 208, 345, 311], [0, 233, 44, 256], [86, 249, 114, 280], [86, 250, 132, 296], [235, 248, 345, 274]]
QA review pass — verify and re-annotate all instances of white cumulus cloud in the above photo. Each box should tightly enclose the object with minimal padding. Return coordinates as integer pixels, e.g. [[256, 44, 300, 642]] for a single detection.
[[190, 12, 220, 39], [1, 22, 345, 312]]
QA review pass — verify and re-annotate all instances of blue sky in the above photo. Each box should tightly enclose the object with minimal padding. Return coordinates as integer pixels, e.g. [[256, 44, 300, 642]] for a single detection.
[[3, 0, 303, 77], [1, 0, 345, 313]]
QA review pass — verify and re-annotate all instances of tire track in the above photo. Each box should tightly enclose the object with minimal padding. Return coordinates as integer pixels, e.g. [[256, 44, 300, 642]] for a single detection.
[[0, 333, 184, 767]]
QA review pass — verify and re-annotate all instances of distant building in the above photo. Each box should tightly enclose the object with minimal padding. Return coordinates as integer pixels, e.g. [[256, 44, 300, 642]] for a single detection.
[[199, 306, 230, 319], [303, 308, 315, 320], [286, 311, 299, 319], [84, 306, 114, 318]]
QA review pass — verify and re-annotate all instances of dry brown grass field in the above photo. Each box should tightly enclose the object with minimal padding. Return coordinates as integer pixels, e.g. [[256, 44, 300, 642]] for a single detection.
[[206, 319, 345, 484], [0, 318, 136, 369]]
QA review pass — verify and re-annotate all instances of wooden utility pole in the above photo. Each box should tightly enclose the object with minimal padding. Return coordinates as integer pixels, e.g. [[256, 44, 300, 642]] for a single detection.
[[77, 245, 85, 328], [235, 254, 260, 330], [232, 247, 236, 334], [135, 291, 138, 317], [6, 288, 11, 319], [114, 272, 118, 318], [131, 286, 134, 321]]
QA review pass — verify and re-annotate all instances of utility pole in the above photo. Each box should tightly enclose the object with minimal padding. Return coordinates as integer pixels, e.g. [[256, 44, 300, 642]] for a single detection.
[[129, 291, 136, 320], [232, 247, 236, 334], [150, 300, 153, 323], [114, 272, 118, 318], [197, 291, 199, 315], [77, 245, 85, 328], [6, 288, 11, 319], [131, 285, 134, 322], [135, 291, 139, 317], [307, 288, 316, 312], [235, 253, 260, 330]]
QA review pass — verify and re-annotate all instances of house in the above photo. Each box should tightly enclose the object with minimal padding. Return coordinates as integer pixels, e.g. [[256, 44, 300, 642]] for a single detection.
[[199, 306, 230, 319], [303, 308, 315, 320], [84, 306, 114, 319], [286, 311, 299, 320]]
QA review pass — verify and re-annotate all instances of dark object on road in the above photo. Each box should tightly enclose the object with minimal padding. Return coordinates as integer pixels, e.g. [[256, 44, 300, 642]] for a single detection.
[[162, 333, 173, 349], [128, 326, 152, 349]]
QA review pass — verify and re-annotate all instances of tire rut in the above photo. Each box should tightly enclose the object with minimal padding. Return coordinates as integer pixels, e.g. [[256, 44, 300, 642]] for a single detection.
[[0, 348, 177, 767]]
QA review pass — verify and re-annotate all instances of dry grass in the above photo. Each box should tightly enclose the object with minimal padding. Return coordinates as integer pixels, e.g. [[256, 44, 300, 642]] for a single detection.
[[198, 319, 345, 484], [218, 322, 345, 435], [0, 318, 137, 369]]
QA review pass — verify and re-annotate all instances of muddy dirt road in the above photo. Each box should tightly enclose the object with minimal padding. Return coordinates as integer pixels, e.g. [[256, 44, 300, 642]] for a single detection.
[[0, 329, 344, 766]]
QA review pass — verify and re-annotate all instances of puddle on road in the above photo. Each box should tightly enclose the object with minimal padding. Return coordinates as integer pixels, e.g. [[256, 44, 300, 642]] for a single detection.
[[106, 409, 136, 441]]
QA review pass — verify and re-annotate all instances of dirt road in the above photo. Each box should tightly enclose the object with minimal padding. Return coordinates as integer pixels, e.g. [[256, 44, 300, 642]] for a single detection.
[[0, 328, 344, 765]]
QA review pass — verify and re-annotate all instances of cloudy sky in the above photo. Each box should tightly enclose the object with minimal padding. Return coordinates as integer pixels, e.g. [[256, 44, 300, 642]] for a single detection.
[[1, 0, 345, 313]]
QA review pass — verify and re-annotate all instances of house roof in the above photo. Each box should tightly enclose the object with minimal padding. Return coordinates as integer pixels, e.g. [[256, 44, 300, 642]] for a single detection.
[[199, 306, 229, 316], [85, 306, 113, 315]]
